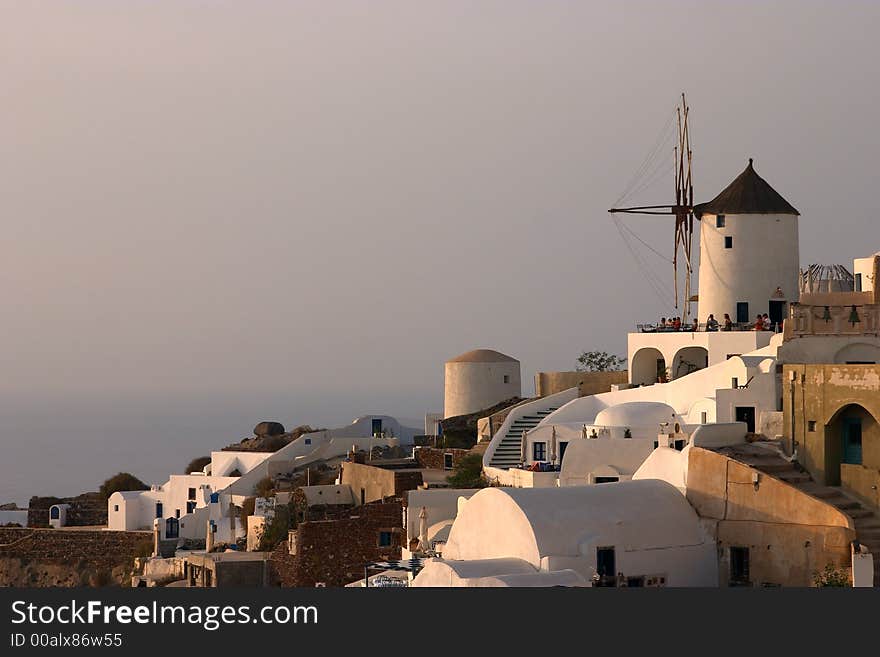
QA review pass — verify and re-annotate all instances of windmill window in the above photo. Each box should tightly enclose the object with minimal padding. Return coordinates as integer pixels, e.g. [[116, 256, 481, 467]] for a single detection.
[[724, 236, 733, 249], [503, 375, 510, 384], [716, 215, 726, 228]]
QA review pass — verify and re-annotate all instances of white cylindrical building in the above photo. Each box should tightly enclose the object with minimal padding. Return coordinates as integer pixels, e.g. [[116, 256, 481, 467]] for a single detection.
[[695, 159, 800, 328], [444, 349, 521, 419]]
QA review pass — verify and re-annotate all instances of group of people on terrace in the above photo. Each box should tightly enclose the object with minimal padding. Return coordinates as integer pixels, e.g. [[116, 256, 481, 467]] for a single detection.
[[704, 312, 778, 331], [647, 312, 780, 332]]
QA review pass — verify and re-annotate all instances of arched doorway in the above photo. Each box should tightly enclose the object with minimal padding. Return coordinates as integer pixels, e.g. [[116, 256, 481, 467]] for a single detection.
[[671, 346, 709, 380], [824, 404, 878, 486], [631, 348, 666, 386], [833, 343, 880, 364]]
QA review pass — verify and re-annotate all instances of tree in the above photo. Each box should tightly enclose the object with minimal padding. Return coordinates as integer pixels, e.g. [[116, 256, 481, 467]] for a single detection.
[[576, 351, 627, 372], [254, 476, 275, 499], [99, 472, 148, 500], [445, 453, 488, 489], [184, 456, 211, 474], [257, 502, 296, 551]]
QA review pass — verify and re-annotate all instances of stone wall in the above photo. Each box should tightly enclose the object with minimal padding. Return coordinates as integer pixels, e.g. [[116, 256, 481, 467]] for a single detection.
[[290, 488, 354, 521], [27, 493, 107, 528], [534, 370, 629, 398], [270, 501, 403, 587], [0, 527, 151, 587], [413, 447, 469, 471]]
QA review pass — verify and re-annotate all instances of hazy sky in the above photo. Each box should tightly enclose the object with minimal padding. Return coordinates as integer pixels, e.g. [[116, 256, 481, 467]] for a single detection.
[[2, 1, 879, 504]]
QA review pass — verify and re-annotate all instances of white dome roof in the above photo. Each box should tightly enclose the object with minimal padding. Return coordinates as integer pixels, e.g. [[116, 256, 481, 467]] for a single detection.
[[446, 349, 518, 364], [594, 401, 677, 428]]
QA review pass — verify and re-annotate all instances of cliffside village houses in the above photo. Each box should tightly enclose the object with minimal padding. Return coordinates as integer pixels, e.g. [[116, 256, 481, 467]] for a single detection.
[[5, 158, 880, 589]]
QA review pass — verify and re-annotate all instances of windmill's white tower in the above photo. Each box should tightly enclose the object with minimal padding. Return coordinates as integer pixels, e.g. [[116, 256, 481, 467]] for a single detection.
[[444, 349, 521, 419], [695, 159, 800, 328]]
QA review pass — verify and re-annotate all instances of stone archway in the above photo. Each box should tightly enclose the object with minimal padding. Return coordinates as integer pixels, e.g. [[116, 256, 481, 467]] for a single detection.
[[631, 348, 666, 386], [823, 403, 880, 487], [671, 346, 709, 380]]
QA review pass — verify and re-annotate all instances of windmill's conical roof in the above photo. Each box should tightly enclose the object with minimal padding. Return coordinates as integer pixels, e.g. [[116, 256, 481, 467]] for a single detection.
[[693, 159, 799, 218]]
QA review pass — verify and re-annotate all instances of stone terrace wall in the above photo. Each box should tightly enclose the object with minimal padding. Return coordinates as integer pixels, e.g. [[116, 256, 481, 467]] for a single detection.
[[394, 471, 425, 496], [414, 447, 469, 470], [271, 501, 403, 587], [0, 528, 151, 587], [28, 494, 107, 528]]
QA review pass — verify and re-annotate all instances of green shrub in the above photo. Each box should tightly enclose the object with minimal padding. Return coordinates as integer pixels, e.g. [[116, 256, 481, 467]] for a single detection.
[[254, 477, 275, 499], [240, 497, 256, 526], [257, 503, 296, 551], [184, 456, 211, 474], [445, 453, 488, 489], [134, 539, 154, 558], [99, 473, 148, 500], [813, 563, 850, 587]]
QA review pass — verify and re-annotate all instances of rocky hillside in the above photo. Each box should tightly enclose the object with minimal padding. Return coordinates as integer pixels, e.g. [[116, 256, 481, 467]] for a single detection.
[[222, 421, 323, 452]]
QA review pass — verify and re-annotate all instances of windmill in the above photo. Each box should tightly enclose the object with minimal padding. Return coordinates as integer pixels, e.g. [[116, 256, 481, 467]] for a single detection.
[[609, 93, 695, 322]]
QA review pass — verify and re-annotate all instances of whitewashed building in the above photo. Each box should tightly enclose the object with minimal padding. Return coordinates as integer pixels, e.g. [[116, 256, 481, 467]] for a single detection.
[[108, 415, 405, 539], [412, 480, 718, 587]]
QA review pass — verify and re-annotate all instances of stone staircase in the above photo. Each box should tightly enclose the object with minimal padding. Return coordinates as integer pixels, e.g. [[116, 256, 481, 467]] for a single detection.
[[721, 443, 880, 586], [488, 408, 558, 469]]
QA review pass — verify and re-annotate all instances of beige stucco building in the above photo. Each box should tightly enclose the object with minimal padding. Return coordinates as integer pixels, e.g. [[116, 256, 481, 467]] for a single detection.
[[784, 363, 880, 507]]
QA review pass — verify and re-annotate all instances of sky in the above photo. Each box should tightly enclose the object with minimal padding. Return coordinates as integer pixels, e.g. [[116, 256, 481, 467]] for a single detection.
[[1, 1, 879, 504]]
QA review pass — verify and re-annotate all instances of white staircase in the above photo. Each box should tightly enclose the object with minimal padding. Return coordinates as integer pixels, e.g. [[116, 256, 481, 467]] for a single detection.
[[482, 388, 579, 471], [489, 408, 558, 469]]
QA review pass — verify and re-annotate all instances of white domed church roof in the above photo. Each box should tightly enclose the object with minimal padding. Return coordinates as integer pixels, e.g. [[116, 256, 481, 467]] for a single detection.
[[594, 401, 677, 428]]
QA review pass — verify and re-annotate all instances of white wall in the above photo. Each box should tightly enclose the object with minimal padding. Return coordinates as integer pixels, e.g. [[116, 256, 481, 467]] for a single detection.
[[852, 255, 877, 293], [541, 340, 782, 434], [444, 360, 521, 418], [697, 212, 799, 323], [405, 488, 479, 543], [439, 482, 718, 587], [557, 437, 657, 486], [628, 330, 773, 386], [209, 451, 269, 477], [300, 414, 418, 445]]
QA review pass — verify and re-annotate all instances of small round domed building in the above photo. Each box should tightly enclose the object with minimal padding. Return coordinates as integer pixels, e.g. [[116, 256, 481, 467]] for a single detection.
[[444, 349, 521, 419]]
